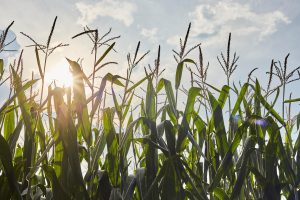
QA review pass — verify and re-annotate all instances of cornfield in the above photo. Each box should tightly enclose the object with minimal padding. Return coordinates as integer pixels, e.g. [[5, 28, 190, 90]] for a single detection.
[[1, 18, 300, 200]]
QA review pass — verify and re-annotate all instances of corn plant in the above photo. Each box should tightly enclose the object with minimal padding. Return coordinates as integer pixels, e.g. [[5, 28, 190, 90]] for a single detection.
[[0, 18, 300, 200]]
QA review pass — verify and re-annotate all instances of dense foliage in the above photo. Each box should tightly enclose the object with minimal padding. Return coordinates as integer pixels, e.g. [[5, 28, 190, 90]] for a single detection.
[[1, 18, 300, 200]]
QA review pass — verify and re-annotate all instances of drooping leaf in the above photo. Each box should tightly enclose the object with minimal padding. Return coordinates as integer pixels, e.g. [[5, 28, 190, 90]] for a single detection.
[[175, 58, 196, 89]]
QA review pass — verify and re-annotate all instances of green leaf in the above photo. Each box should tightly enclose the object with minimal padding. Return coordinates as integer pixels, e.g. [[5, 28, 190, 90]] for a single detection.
[[231, 83, 248, 116], [213, 187, 230, 200], [11, 68, 36, 190], [0, 78, 38, 115], [42, 165, 71, 200], [94, 170, 112, 200], [157, 78, 177, 117], [4, 105, 15, 140], [122, 175, 136, 200], [265, 88, 280, 117], [90, 73, 124, 118], [157, 120, 176, 155], [208, 91, 229, 158], [183, 87, 203, 123], [7, 120, 23, 153], [218, 85, 230, 108], [145, 77, 156, 120], [161, 158, 181, 200], [284, 98, 300, 103], [230, 136, 256, 200], [67, 58, 91, 145], [102, 108, 119, 187], [209, 120, 250, 191], [267, 117, 296, 186], [126, 74, 149, 94], [111, 87, 121, 119], [91, 129, 107, 173], [252, 81, 285, 126], [52, 88, 89, 199], [122, 92, 134, 123], [0, 134, 21, 199], [94, 42, 115, 68], [175, 58, 196, 89]]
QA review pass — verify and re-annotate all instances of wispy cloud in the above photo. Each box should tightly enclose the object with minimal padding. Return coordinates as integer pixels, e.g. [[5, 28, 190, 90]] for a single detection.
[[188, 1, 290, 44], [140, 27, 158, 42], [76, 0, 137, 26], [166, 35, 180, 46]]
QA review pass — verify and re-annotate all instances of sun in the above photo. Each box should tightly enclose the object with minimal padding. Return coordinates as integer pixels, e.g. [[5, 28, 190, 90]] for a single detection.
[[44, 62, 73, 87]]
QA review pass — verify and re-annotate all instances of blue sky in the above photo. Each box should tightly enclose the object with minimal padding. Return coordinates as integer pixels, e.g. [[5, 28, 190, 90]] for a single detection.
[[1, 0, 300, 115]]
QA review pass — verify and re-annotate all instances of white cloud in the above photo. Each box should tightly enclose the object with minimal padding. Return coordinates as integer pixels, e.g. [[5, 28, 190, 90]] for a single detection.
[[188, 1, 290, 43], [140, 27, 158, 41], [76, 0, 137, 26], [166, 35, 180, 46]]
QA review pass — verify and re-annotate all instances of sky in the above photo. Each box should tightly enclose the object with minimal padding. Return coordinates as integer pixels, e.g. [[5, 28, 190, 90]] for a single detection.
[[1, 0, 300, 116]]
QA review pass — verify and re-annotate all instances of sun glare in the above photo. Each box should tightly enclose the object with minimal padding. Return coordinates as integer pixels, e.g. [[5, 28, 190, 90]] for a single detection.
[[45, 63, 73, 87]]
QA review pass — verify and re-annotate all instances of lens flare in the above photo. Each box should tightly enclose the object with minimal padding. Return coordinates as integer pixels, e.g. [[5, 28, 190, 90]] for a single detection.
[[45, 63, 73, 87]]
